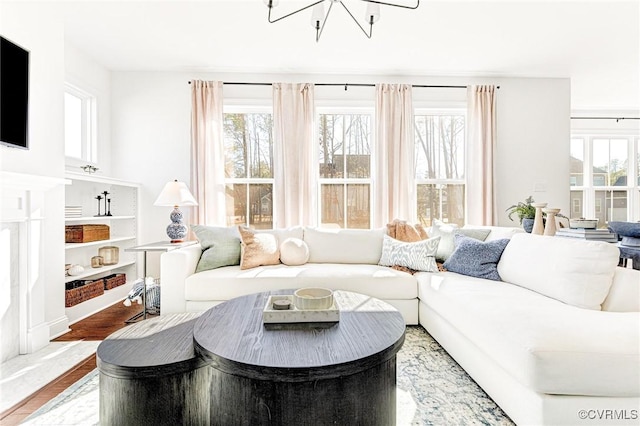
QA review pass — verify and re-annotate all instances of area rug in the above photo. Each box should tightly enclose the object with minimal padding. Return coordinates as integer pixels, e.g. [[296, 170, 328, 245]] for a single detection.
[[23, 326, 514, 425]]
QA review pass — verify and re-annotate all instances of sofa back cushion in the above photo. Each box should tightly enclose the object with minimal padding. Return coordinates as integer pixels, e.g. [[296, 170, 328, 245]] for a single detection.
[[497, 233, 619, 310], [303, 227, 385, 264], [601, 267, 640, 312]]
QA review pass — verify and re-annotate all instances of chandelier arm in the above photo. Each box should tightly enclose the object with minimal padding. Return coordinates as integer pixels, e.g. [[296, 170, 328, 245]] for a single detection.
[[361, 0, 420, 9], [267, 0, 326, 24], [339, 1, 373, 39], [316, 1, 336, 42]]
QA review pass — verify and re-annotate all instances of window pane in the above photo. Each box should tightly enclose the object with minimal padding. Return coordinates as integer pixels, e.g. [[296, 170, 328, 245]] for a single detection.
[[570, 138, 584, 186], [416, 184, 465, 227], [346, 184, 369, 229], [593, 138, 628, 186], [249, 184, 272, 229], [595, 189, 628, 227], [64, 92, 83, 159], [415, 115, 465, 180], [320, 184, 344, 227], [225, 184, 247, 227], [318, 114, 371, 179], [570, 190, 584, 217], [224, 113, 273, 179]]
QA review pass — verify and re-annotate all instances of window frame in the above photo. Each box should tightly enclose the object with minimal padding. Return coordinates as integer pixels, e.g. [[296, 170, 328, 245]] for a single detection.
[[222, 105, 275, 229], [64, 83, 97, 165], [316, 106, 375, 229], [570, 131, 640, 224], [413, 107, 467, 226]]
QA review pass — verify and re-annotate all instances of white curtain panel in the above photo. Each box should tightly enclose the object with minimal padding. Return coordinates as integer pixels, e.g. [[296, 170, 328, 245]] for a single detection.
[[190, 80, 227, 226], [272, 83, 316, 228], [466, 85, 498, 225], [374, 84, 415, 227]]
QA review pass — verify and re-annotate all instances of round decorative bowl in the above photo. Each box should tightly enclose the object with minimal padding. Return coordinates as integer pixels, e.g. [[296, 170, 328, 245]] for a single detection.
[[293, 287, 334, 310], [569, 218, 598, 229]]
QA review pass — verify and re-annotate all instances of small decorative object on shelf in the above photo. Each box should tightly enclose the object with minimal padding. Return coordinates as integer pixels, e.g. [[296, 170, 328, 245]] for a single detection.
[[95, 195, 103, 216], [98, 246, 120, 265], [81, 164, 99, 174], [91, 256, 104, 268], [68, 264, 84, 276]]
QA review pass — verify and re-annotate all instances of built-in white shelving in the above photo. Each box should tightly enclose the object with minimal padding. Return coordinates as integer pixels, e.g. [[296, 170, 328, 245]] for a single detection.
[[64, 172, 141, 324]]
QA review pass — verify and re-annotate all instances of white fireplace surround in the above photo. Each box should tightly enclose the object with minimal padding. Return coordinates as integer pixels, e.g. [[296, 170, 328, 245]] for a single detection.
[[1, 171, 67, 360]]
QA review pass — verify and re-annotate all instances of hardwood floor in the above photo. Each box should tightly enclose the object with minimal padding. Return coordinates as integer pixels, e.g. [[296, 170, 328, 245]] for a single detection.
[[0, 302, 142, 426]]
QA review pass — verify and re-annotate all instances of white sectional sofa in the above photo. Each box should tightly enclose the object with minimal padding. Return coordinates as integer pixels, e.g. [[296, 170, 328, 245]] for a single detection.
[[160, 225, 640, 425]]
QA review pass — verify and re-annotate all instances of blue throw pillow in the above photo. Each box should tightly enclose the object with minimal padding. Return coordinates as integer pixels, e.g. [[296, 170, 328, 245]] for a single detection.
[[443, 235, 510, 281]]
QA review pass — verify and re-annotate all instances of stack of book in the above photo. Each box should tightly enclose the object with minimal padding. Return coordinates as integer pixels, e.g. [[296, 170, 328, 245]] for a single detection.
[[65, 206, 83, 218], [555, 228, 618, 242]]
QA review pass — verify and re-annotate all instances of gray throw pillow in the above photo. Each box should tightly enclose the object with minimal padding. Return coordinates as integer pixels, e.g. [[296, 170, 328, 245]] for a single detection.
[[379, 235, 440, 272], [443, 235, 510, 281], [191, 225, 241, 272]]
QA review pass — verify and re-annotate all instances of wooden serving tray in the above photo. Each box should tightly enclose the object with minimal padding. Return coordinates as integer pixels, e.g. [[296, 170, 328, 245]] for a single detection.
[[262, 295, 340, 324]]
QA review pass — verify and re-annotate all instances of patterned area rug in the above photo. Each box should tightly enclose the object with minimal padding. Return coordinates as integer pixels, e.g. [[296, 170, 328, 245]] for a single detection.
[[23, 326, 514, 425]]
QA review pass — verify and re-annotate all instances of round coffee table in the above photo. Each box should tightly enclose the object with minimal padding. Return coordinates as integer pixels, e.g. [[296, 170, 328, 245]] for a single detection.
[[193, 290, 406, 426]]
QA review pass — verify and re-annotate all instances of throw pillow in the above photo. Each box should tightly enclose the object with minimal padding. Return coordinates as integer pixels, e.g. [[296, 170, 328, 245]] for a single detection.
[[191, 225, 241, 273], [386, 219, 428, 242], [429, 220, 491, 262], [238, 226, 281, 270], [280, 237, 310, 266], [378, 235, 440, 272], [443, 235, 510, 281]]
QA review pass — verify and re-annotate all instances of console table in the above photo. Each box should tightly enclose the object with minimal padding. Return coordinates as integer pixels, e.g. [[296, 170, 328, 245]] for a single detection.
[[193, 290, 406, 425]]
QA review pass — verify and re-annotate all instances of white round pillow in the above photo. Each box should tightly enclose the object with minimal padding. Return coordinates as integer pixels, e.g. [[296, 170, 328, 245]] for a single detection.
[[279, 237, 310, 266]]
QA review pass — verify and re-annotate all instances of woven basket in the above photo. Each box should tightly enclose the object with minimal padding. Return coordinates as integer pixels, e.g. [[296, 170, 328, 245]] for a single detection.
[[65, 225, 110, 243], [65, 279, 105, 307], [103, 273, 126, 290]]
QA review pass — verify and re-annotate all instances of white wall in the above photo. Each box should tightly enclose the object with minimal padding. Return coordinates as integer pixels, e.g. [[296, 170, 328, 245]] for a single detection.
[[111, 72, 570, 275], [0, 2, 68, 340], [64, 42, 112, 175]]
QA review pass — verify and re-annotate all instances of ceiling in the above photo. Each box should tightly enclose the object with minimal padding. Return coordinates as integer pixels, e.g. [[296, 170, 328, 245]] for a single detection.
[[30, 1, 640, 110]]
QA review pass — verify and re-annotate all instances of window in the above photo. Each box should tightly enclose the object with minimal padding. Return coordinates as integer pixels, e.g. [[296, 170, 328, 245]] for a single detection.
[[414, 112, 466, 227], [317, 112, 372, 228], [64, 84, 96, 163], [569, 134, 639, 227], [223, 110, 274, 229]]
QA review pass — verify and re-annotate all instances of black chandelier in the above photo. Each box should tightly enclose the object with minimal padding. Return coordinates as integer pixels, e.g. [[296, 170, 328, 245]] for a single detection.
[[264, 0, 420, 42]]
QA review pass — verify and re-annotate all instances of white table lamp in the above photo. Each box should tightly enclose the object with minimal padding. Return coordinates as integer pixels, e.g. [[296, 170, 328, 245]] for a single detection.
[[154, 180, 198, 242]]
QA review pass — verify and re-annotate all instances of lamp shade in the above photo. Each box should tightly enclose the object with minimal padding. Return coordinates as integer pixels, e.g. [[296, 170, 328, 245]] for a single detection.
[[154, 180, 198, 207]]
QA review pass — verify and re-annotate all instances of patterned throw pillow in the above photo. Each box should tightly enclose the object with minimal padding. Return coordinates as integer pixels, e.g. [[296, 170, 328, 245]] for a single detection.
[[378, 235, 440, 272], [191, 225, 241, 272], [443, 235, 510, 281], [238, 226, 281, 270]]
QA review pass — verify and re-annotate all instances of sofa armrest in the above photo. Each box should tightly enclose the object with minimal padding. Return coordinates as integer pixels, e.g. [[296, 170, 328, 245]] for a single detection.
[[160, 243, 202, 315]]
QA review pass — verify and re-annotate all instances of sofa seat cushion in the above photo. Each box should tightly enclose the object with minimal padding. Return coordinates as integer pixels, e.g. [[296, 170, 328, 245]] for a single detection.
[[417, 272, 640, 397], [185, 263, 418, 302]]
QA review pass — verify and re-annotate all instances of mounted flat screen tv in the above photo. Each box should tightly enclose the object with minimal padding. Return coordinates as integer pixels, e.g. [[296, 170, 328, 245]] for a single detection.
[[1, 36, 29, 150]]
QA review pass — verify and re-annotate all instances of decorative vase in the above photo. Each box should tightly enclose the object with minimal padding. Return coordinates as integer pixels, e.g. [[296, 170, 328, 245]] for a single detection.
[[542, 208, 561, 236], [531, 203, 547, 235], [522, 218, 535, 233], [98, 246, 120, 265]]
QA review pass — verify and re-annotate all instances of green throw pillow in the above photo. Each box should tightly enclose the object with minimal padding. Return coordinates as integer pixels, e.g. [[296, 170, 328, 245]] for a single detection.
[[191, 225, 241, 272]]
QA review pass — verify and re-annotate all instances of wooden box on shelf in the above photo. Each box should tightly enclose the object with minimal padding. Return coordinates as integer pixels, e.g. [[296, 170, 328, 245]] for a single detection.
[[103, 273, 126, 290], [65, 278, 105, 307], [65, 224, 110, 243]]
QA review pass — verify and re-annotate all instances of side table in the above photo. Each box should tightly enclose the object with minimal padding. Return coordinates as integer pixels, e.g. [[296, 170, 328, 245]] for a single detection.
[[124, 240, 197, 322]]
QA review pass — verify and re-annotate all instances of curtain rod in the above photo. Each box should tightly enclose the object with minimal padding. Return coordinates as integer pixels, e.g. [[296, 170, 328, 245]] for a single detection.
[[187, 81, 501, 90], [571, 117, 640, 122]]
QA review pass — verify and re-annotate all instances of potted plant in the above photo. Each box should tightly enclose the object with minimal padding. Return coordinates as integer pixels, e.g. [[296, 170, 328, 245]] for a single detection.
[[506, 196, 537, 232]]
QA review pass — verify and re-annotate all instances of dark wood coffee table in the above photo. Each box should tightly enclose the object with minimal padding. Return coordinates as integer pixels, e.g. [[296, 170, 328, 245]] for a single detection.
[[193, 290, 406, 426]]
